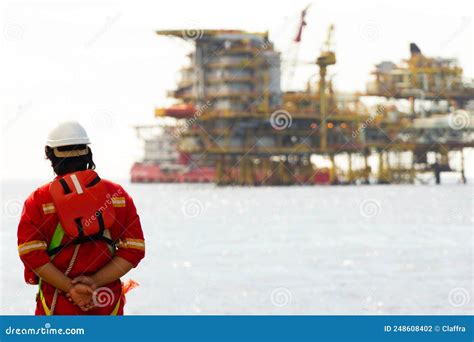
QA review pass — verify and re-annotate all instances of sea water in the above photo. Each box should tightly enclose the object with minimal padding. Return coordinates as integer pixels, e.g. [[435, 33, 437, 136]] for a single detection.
[[1, 180, 472, 315]]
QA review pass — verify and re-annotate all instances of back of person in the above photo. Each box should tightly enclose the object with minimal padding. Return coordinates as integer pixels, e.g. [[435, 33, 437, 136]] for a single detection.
[[17, 122, 145, 315]]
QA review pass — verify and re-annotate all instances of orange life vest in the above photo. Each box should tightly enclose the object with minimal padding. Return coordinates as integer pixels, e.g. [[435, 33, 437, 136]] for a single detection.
[[48, 170, 116, 255]]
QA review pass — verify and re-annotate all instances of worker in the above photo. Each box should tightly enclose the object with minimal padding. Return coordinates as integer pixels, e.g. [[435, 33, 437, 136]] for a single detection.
[[17, 121, 145, 315]]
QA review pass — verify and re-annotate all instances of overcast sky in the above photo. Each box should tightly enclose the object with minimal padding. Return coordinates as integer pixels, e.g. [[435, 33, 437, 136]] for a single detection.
[[1, 0, 473, 181]]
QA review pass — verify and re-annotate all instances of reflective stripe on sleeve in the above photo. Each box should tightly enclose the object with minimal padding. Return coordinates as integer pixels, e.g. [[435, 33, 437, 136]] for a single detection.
[[117, 238, 145, 251], [42, 203, 56, 214], [18, 240, 48, 256], [112, 197, 126, 208]]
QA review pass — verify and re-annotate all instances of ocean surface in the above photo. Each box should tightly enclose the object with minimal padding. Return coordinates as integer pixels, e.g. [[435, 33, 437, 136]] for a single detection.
[[1, 180, 472, 315]]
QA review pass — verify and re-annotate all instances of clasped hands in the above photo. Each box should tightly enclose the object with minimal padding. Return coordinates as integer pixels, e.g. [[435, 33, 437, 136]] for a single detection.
[[65, 275, 97, 311]]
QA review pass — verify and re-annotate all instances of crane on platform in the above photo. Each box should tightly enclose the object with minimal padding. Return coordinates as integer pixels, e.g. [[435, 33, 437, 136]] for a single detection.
[[316, 24, 336, 152], [282, 4, 311, 90]]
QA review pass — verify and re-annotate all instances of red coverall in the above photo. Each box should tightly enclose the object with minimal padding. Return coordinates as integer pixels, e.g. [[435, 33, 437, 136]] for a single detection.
[[17, 175, 145, 315]]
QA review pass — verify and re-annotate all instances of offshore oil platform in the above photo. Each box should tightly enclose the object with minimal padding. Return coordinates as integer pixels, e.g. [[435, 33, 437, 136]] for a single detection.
[[131, 15, 474, 185]]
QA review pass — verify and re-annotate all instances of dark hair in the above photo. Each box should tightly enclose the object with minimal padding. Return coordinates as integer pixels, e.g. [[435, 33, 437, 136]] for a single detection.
[[45, 145, 96, 176]]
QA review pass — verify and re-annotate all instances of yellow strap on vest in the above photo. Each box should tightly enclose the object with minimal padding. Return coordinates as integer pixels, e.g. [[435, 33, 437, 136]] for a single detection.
[[110, 297, 121, 316], [38, 280, 51, 316]]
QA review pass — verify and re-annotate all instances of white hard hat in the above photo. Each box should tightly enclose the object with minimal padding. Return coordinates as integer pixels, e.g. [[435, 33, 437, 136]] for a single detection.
[[46, 121, 91, 148]]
